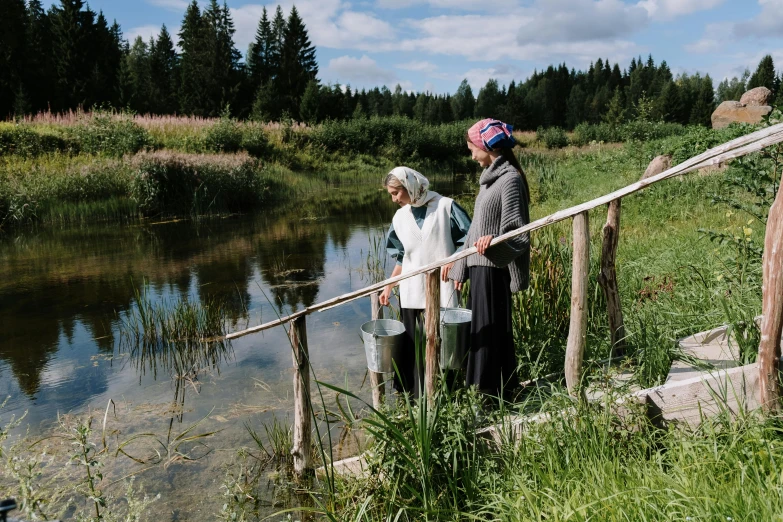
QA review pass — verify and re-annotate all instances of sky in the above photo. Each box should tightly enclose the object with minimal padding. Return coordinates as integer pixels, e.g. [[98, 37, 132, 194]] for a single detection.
[[46, 0, 783, 94]]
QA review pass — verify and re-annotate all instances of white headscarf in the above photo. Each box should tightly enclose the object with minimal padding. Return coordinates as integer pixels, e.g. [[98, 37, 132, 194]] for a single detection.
[[390, 166, 437, 207]]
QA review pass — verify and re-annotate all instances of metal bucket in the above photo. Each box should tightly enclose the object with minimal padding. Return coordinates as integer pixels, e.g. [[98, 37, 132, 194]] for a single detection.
[[361, 319, 405, 373], [440, 307, 471, 370]]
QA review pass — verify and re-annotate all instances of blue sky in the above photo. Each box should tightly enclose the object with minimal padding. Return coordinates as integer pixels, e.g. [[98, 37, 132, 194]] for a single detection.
[[47, 0, 783, 94]]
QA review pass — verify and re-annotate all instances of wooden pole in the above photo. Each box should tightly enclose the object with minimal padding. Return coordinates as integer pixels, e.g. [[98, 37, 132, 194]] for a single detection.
[[598, 199, 626, 357], [290, 316, 312, 477], [425, 268, 441, 397], [759, 174, 783, 412], [566, 212, 590, 398], [369, 292, 384, 409]]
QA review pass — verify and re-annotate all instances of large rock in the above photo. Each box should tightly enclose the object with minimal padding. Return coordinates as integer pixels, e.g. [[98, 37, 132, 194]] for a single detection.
[[642, 155, 672, 180], [740, 87, 773, 106], [711, 101, 772, 129]]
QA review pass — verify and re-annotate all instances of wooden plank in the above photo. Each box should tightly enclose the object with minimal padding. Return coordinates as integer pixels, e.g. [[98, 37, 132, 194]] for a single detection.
[[759, 171, 783, 412], [289, 316, 312, 478], [425, 269, 441, 397], [225, 123, 783, 340], [482, 363, 762, 444], [566, 212, 589, 398], [598, 199, 625, 356], [645, 363, 761, 427], [369, 292, 384, 409]]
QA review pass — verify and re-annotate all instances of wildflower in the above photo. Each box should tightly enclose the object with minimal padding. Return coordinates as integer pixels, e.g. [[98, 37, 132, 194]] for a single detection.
[[717, 274, 724, 281], [743, 226, 752, 236], [726, 211, 733, 217], [747, 219, 754, 225]]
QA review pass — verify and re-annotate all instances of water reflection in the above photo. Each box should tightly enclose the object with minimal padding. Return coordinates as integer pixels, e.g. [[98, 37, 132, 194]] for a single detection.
[[0, 178, 467, 425]]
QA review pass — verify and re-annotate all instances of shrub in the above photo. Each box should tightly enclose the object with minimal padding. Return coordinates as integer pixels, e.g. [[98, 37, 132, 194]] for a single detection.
[[204, 117, 243, 153], [68, 113, 151, 156], [129, 152, 266, 217], [536, 126, 569, 149], [0, 124, 78, 157], [240, 124, 270, 158]]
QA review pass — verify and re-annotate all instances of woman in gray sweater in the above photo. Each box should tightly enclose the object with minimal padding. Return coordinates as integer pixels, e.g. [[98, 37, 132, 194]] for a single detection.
[[450, 118, 530, 397]]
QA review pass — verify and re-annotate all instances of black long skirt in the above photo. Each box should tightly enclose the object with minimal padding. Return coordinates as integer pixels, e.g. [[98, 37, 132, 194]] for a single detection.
[[393, 308, 424, 398], [467, 266, 518, 396]]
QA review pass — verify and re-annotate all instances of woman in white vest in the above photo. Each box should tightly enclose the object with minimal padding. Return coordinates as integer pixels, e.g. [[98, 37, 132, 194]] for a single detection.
[[379, 167, 471, 397]]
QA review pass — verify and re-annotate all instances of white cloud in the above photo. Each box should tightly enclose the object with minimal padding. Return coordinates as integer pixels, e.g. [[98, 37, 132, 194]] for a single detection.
[[396, 60, 438, 72], [230, 2, 395, 56], [375, 0, 520, 9], [684, 22, 732, 54], [638, 0, 724, 20], [733, 0, 783, 39], [146, 0, 190, 11], [517, 0, 649, 44], [126, 25, 163, 44], [328, 55, 399, 85], [461, 64, 527, 91]]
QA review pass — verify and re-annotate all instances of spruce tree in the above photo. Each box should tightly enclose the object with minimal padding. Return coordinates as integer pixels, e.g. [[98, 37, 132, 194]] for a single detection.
[[689, 75, 715, 126], [747, 55, 776, 91], [0, 0, 28, 117], [178, 0, 209, 115], [475, 79, 502, 118], [450, 79, 475, 120], [149, 25, 179, 114], [247, 7, 273, 92], [279, 6, 318, 118], [126, 36, 152, 113], [24, 0, 54, 112], [49, 0, 97, 110], [299, 79, 320, 123], [602, 87, 626, 126]]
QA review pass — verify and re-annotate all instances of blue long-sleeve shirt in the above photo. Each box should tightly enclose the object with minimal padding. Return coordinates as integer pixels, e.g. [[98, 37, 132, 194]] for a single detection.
[[385, 201, 472, 266]]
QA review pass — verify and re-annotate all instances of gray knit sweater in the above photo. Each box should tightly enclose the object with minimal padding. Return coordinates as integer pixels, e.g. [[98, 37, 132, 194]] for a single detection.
[[450, 155, 531, 292]]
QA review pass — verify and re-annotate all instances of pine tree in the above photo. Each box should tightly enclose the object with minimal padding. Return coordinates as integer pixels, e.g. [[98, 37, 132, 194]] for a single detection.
[[252, 81, 276, 121], [202, 0, 241, 116], [149, 25, 179, 114], [747, 55, 776, 91], [279, 6, 318, 118], [655, 81, 683, 123], [89, 12, 123, 108], [0, 0, 28, 117]]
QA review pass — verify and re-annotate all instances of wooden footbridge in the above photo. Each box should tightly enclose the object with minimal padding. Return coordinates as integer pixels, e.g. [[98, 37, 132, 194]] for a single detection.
[[226, 122, 783, 479]]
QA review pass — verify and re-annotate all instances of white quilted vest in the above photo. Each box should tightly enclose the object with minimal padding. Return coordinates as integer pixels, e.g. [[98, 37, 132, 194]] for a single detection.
[[392, 194, 459, 310]]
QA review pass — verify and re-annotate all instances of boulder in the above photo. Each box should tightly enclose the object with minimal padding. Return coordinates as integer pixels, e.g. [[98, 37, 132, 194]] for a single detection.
[[740, 86, 773, 106], [711, 101, 772, 129], [642, 155, 672, 180]]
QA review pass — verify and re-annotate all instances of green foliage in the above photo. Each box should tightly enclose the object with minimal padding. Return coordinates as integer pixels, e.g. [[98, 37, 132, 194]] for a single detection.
[[67, 113, 152, 157], [129, 152, 267, 217], [0, 123, 78, 157], [311, 116, 469, 165], [240, 124, 270, 158], [570, 121, 686, 146], [536, 126, 568, 149], [204, 110, 243, 152]]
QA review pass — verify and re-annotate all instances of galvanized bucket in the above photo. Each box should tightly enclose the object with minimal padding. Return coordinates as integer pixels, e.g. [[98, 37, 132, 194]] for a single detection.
[[360, 319, 405, 373], [439, 307, 471, 370]]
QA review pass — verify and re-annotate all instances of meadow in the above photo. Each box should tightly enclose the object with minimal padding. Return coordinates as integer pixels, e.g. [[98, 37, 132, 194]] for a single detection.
[[1, 109, 782, 521]]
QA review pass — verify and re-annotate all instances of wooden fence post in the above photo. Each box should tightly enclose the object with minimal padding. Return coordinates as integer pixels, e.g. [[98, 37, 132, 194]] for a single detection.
[[598, 199, 626, 357], [759, 175, 783, 412], [369, 292, 384, 409], [290, 316, 312, 478], [425, 268, 441, 397], [566, 212, 590, 398]]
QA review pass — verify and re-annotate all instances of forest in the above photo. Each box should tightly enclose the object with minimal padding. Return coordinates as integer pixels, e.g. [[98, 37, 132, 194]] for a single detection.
[[2, 0, 783, 129]]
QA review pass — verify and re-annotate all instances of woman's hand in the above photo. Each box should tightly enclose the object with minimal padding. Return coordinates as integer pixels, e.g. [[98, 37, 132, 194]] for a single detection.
[[441, 262, 454, 282], [379, 285, 393, 306], [474, 235, 494, 256], [453, 280, 463, 292]]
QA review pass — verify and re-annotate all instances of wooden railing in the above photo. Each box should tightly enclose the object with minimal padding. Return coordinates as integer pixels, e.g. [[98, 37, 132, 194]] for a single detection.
[[224, 122, 783, 477]]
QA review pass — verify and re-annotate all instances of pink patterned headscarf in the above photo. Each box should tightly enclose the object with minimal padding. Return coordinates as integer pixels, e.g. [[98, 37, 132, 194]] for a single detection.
[[467, 118, 516, 152]]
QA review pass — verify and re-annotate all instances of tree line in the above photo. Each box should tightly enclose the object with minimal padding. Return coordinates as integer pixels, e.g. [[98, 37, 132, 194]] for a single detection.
[[1, 0, 782, 129]]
